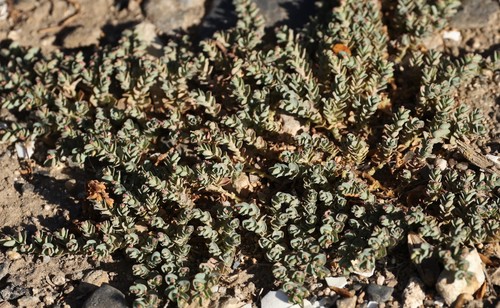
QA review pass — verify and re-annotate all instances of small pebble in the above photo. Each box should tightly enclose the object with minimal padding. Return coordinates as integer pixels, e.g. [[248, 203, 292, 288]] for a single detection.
[[376, 275, 385, 286], [44, 294, 55, 305], [358, 291, 365, 303], [435, 158, 448, 171], [336, 296, 357, 308], [456, 162, 469, 171], [81, 270, 110, 288], [51, 274, 66, 286]]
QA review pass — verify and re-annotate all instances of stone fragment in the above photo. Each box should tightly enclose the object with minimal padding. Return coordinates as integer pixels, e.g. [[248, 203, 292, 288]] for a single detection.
[[133, 21, 158, 45], [43, 294, 55, 306], [143, 0, 205, 33], [402, 277, 426, 308], [0, 0, 7, 21], [79, 270, 110, 294], [82, 270, 109, 287], [0, 284, 27, 301], [82, 284, 127, 308], [220, 298, 247, 308], [366, 284, 394, 303], [16, 295, 40, 307], [0, 301, 15, 308], [5, 250, 21, 261], [336, 296, 357, 308], [233, 173, 251, 194], [50, 273, 66, 286], [280, 114, 306, 136], [485, 154, 500, 167], [260, 290, 291, 308], [325, 276, 348, 289], [376, 275, 385, 286], [442, 30, 461, 43], [450, 0, 500, 29], [435, 249, 485, 306]]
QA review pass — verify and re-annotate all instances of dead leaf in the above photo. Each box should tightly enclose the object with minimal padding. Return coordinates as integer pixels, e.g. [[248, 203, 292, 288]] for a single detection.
[[87, 180, 114, 208], [478, 253, 492, 266], [474, 281, 487, 299], [332, 43, 352, 57], [451, 293, 467, 308]]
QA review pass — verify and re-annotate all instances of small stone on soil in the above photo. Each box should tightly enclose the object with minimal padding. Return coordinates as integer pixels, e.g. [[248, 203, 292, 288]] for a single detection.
[[366, 284, 394, 303], [260, 290, 291, 308], [82, 284, 127, 308], [435, 249, 485, 305], [402, 277, 426, 308], [336, 296, 357, 308], [325, 276, 348, 288], [16, 295, 40, 307]]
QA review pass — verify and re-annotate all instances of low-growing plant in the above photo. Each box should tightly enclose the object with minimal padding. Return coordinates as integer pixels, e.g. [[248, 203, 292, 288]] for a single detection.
[[0, 0, 499, 306]]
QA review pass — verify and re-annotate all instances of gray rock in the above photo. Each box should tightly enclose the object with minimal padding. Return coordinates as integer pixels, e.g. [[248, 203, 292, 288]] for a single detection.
[[143, 0, 206, 34], [253, 0, 315, 28], [336, 296, 357, 308], [366, 284, 394, 303], [82, 284, 127, 308], [199, 0, 315, 38], [450, 0, 500, 29]]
